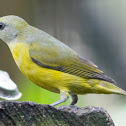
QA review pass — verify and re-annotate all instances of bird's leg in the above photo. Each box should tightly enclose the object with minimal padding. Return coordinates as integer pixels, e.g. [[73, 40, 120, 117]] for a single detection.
[[50, 91, 69, 106], [69, 93, 78, 105]]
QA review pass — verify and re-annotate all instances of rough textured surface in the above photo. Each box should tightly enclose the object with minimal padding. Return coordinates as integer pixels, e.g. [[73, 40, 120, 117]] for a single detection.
[[0, 101, 115, 126]]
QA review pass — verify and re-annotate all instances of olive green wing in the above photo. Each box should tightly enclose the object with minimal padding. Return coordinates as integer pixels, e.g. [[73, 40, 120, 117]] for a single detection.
[[29, 40, 115, 84]]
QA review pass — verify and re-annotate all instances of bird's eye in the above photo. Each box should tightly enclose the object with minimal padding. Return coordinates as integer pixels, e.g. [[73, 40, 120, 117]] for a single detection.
[[0, 23, 5, 30]]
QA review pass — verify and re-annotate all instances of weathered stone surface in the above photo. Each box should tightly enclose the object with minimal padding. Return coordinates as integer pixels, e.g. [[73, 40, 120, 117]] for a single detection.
[[0, 101, 115, 126]]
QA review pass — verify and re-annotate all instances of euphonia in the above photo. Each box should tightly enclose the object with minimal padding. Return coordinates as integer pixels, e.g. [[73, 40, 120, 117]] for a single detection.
[[0, 15, 125, 106]]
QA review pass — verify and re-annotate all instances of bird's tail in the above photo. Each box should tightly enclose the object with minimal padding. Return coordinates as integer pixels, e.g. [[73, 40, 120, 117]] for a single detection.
[[90, 79, 126, 95], [99, 81, 126, 95]]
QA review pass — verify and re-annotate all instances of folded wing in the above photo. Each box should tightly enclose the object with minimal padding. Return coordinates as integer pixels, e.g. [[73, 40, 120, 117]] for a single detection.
[[29, 39, 115, 84]]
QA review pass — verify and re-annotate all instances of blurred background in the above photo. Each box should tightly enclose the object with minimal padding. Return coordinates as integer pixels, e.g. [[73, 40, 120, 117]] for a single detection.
[[0, 0, 126, 125]]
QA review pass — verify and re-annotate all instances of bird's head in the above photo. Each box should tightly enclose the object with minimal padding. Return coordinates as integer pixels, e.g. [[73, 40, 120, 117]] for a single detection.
[[0, 15, 28, 43]]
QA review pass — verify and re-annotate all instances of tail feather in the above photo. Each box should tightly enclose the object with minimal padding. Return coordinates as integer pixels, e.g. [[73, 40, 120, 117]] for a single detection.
[[88, 79, 126, 95], [97, 81, 126, 95]]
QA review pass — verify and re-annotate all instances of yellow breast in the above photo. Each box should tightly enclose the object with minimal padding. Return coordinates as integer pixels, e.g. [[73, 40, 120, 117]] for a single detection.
[[8, 42, 91, 94]]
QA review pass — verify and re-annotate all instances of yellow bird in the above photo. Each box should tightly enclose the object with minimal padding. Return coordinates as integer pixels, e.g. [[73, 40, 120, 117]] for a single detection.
[[0, 15, 125, 106]]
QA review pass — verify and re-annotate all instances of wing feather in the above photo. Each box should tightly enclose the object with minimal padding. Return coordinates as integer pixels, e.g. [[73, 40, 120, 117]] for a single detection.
[[29, 40, 115, 84]]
